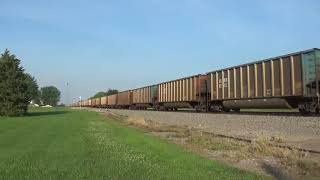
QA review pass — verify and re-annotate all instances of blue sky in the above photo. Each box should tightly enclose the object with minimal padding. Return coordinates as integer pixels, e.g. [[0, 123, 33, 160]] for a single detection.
[[0, 0, 319, 104]]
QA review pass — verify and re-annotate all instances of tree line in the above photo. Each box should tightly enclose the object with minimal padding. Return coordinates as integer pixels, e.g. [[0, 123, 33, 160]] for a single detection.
[[0, 49, 61, 116], [91, 89, 119, 99]]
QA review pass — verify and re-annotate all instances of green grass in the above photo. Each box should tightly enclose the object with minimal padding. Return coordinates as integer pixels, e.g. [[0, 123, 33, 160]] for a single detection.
[[0, 108, 265, 180]]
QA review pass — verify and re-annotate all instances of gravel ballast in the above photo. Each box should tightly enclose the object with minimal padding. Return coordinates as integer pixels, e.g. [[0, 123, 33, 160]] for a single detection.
[[106, 109, 320, 152]]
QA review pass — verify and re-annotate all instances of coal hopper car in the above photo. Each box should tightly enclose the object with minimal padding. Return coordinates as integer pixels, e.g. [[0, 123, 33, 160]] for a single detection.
[[157, 75, 208, 111], [206, 48, 320, 113]]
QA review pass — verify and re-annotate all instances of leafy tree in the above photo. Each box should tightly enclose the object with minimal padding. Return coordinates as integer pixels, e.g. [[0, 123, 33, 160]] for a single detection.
[[92, 91, 106, 99], [40, 86, 61, 106], [106, 89, 118, 96], [0, 49, 38, 116], [57, 103, 65, 107], [91, 89, 118, 99]]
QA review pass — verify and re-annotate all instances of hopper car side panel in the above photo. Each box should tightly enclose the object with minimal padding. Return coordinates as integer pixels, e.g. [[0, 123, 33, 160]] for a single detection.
[[101, 96, 108, 107], [92, 98, 96, 107], [157, 75, 207, 110], [116, 91, 132, 108], [95, 97, 101, 107], [207, 49, 320, 112], [107, 94, 117, 107], [132, 86, 153, 109]]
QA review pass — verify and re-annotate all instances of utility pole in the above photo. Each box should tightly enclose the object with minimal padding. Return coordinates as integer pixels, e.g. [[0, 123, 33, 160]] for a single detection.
[[66, 82, 70, 105]]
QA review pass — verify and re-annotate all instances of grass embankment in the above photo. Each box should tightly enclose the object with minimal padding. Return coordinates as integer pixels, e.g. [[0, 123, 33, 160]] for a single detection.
[[0, 108, 264, 179]]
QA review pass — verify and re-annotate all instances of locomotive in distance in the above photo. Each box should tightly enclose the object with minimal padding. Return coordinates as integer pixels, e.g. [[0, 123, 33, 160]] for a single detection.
[[71, 48, 320, 114]]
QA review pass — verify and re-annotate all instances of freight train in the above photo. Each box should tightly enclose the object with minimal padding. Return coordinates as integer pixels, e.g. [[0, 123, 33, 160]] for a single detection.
[[71, 48, 320, 114]]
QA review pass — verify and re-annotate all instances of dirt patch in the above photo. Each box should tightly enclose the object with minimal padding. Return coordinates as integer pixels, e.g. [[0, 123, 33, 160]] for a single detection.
[[99, 110, 320, 179]]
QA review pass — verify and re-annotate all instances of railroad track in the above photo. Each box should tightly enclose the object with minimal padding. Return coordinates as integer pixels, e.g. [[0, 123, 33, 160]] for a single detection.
[[103, 108, 319, 117], [207, 111, 318, 117]]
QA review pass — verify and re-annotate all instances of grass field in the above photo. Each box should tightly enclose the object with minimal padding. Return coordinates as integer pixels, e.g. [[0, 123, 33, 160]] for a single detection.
[[0, 108, 265, 179]]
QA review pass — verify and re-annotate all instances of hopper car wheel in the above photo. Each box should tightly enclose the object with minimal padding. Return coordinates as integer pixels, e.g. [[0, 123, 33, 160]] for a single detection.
[[298, 103, 312, 114], [154, 105, 161, 111], [299, 108, 309, 115], [223, 108, 230, 112], [195, 105, 207, 112], [210, 104, 225, 112]]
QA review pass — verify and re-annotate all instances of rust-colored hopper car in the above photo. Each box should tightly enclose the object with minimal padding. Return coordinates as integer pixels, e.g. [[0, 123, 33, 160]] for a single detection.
[[117, 91, 133, 109], [157, 75, 207, 111], [107, 94, 117, 107], [206, 48, 320, 113], [100, 96, 108, 107]]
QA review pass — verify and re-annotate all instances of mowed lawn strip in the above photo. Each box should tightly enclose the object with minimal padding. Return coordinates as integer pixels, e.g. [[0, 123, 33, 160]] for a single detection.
[[0, 108, 266, 179]]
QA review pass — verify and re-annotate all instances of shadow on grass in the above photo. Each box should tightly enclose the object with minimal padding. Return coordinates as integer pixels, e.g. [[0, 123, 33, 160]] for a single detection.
[[261, 163, 292, 180], [27, 110, 69, 117]]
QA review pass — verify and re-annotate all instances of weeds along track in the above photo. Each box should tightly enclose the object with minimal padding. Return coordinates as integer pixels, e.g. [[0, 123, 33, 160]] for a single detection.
[[199, 131, 320, 154], [72, 107, 320, 179], [81, 107, 320, 154], [98, 109, 320, 179], [92, 108, 320, 154], [104, 109, 320, 154]]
